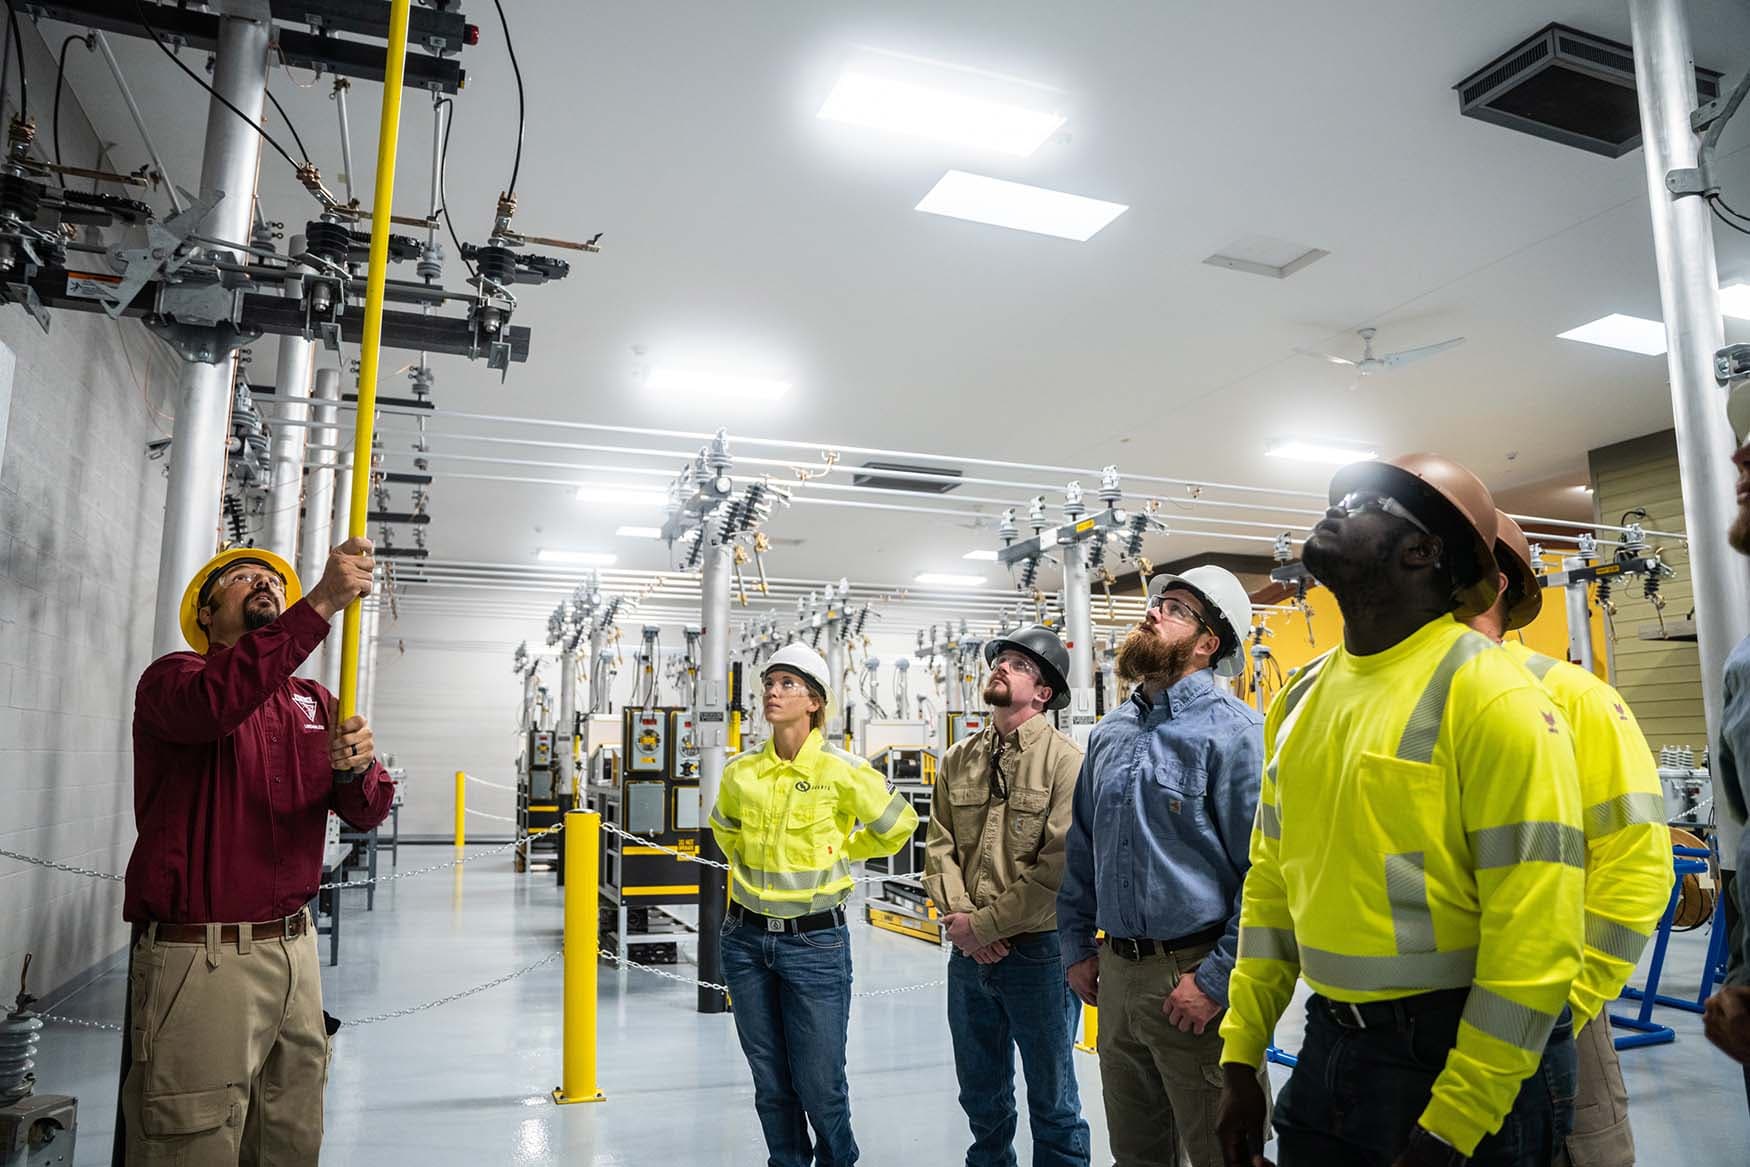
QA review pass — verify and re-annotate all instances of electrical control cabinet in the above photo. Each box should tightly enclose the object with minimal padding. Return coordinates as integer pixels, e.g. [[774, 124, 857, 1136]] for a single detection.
[[945, 711, 987, 749], [670, 710, 701, 777], [624, 708, 668, 773]]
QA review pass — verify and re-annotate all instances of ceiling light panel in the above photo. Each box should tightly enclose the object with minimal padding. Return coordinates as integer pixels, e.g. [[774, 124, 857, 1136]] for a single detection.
[[1556, 313, 1667, 356], [915, 572, 986, 588], [818, 71, 1065, 156], [915, 171, 1128, 241], [1264, 438, 1379, 466], [646, 367, 792, 402], [538, 549, 618, 566]]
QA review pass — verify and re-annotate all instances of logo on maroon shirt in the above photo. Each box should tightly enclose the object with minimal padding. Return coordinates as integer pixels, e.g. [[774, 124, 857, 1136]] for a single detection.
[[291, 693, 324, 730]]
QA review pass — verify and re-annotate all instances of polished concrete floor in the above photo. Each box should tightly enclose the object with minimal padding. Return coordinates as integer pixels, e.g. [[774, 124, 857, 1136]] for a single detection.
[[33, 846, 1750, 1165]]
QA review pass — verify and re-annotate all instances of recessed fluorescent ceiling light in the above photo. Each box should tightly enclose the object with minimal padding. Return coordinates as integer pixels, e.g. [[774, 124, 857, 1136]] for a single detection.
[[915, 572, 986, 587], [1556, 313, 1667, 356], [915, 170, 1128, 241], [537, 549, 618, 566], [1264, 438, 1379, 466], [1721, 282, 1750, 319], [616, 526, 664, 539], [817, 71, 1065, 156], [575, 484, 669, 507], [963, 549, 999, 561], [647, 367, 792, 402]]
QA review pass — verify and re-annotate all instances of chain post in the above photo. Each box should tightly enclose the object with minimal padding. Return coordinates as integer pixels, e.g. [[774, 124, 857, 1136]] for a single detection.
[[553, 809, 605, 1104]]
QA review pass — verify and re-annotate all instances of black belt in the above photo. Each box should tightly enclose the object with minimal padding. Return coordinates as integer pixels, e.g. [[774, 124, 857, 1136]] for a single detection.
[[1316, 987, 1471, 1031], [1107, 923, 1225, 962], [729, 901, 847, 935]]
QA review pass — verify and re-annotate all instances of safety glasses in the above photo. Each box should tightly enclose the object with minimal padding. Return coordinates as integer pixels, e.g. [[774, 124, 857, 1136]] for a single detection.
[[1333, 490, 1431, 535]]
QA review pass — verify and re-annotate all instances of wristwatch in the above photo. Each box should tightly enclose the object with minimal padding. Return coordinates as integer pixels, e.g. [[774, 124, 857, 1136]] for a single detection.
[[1404, 1127, 1468, 1167]]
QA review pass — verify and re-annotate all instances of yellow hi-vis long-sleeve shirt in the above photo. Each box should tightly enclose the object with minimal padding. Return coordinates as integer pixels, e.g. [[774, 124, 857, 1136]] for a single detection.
[[1504, 641, 1672, 1028], [1219, 616, 1585, 1155], [709, 729, 917, 918]]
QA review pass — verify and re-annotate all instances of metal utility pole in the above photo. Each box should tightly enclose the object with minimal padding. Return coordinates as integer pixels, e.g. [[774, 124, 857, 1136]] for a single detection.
[[1631, 0, 1750, 850], [1060, 526, 1097, 748], [296, 369, 340, 680], [697, 522, 732, 1014], [1563, 557, 1597, 675], [263, 337, 314, 562], [587, 626, 607, 713], [557, 644, 578, 802], [825, 610, 847, 742], [149, 13, 270, 658]]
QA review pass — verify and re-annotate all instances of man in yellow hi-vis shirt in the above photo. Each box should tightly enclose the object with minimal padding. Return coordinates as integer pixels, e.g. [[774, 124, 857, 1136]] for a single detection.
[[1470, 511, 1670, 1167], [1216, 454, 1585, 1167]]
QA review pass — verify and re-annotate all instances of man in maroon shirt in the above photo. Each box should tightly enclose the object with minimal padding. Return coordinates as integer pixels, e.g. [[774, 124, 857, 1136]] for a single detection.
[[121, 536, 391, 1166]]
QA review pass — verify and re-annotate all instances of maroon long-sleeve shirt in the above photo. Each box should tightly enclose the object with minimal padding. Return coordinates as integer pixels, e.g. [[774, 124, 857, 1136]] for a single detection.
[[125, 598, 394, 923]]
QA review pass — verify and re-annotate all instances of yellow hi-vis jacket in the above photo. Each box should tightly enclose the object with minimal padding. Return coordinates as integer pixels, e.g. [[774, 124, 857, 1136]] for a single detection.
[[1505, 641, 1672, 1028], [1219, 617, 1585, 1156], [709, 729, 918, 919]]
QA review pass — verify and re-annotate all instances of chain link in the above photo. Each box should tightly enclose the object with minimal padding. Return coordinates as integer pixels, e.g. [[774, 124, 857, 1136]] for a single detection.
[[316, 821, 563, 890], [0, 848, 127, 882], [462, 808, 519, 824], [463, 774, 519, 792], [596, 822, 902, 885], [39, 1012, 124, 1032], [341, 949, 562, 1026]]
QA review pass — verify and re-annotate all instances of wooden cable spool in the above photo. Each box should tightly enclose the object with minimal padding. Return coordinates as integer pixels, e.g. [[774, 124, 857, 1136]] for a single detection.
[[1669, 826, 1717, 930]]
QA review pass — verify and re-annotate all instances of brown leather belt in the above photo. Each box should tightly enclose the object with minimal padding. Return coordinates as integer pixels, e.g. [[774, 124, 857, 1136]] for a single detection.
[[150, 912, 308, 944]]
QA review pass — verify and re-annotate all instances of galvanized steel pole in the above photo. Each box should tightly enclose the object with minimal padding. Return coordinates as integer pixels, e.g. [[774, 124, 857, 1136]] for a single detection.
[[1631, 0, 1750, 851], [696, 529, 732, 1014], [1062, 542, 1096, 746], [296, 369, 341, 680], [324, 452, 354, 695], [557, 645, 578, 802], [264, 338, 314, 562], [1563, 559, 1596, 675], [149, 14, 269, 658]]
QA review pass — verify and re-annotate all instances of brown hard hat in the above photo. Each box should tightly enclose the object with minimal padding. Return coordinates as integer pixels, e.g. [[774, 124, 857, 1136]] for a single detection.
[[1329, 453, 1502, 617], [1494, 510, 1543, 631]]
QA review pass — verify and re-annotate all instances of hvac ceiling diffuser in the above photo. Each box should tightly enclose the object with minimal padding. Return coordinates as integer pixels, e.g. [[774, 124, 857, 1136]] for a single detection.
[[1455, 23, 1721, 158], [851, 461, 962, 494]]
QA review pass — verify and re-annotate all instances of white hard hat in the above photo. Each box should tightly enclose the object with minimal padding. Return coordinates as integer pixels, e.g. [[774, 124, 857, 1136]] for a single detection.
[[763, 643, 833, 704], [1148, 565, 1254, 678]]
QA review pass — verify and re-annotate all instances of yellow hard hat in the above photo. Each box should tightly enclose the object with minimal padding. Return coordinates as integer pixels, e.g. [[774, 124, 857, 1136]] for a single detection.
[[179, 547, 303, 651]]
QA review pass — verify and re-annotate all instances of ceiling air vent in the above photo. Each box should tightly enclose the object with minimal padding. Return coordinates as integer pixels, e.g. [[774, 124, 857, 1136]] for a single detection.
[[1455, 22, 1721, 159], [851, 461, 962, 494]]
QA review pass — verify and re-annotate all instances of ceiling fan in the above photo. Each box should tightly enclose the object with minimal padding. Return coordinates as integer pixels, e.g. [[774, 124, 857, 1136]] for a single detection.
[[1294, 326, 1466, 376]]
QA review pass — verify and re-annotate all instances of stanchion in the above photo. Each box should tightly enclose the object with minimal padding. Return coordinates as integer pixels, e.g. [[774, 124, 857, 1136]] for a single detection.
[[1075, 1002, 1097, 1054], [553, 810, 605, 1104], [453, 771, 466, 848]]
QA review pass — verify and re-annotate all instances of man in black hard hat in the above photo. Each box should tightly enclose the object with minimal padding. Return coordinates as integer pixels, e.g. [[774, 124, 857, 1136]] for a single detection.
[[924, 625, 1092, 1166]]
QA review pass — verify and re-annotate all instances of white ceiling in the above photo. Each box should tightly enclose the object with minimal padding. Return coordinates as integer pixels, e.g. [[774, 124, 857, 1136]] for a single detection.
[[42, 0, 1750, 615]]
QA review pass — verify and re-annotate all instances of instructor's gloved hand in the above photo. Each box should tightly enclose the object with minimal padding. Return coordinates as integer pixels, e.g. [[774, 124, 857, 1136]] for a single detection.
[[307, 537, 376, 619], [1216, 1063, 1273, 1167]]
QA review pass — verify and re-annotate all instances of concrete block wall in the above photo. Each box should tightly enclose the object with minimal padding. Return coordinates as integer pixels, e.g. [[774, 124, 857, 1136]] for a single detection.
[[0, 308, 173, 997]]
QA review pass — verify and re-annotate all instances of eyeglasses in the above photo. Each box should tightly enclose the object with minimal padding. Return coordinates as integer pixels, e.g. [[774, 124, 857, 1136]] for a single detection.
[[989, 652, 1041, 680], [203, 568, 285, 604], [1333, 490, 1431, 535], [1147, 595, 1209, 632]]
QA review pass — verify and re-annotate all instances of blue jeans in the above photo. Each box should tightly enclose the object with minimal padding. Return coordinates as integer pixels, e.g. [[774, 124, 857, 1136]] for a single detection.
[[1273, 992, 1577, 1167], [946, 931, 1090, 1167], [721, 914, 857, 1167]]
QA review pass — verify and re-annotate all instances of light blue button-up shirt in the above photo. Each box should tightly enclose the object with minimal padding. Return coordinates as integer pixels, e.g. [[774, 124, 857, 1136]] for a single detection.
[[1715, 635, 1750, 985], [1057, 668, 1264, 1004]]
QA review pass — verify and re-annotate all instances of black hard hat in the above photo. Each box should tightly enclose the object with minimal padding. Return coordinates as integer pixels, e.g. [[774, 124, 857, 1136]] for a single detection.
[[984, 625, 1073, 711]]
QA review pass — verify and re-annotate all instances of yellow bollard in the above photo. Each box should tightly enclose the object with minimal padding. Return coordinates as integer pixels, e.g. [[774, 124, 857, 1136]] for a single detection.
[[453, 771, 466, 848], [553, 810, 605, 1104], [1075, 1002, 1098, 1054]]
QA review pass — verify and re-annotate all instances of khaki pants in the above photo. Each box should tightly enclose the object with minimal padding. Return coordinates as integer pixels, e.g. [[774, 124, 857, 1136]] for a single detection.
[[123, 917, 328, 1166], [1096, 942, 1268, 1167], [1561, 1015, 1635, 1167]]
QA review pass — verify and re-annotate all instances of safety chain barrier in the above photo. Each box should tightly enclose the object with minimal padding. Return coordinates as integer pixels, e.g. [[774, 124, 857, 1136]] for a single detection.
[[4, 823, 565, 894], [602, 948, 947, 1000], [42, 949, 565, 1033], [597, 822, 903, 885], [462, 807, 520, 824], [463, 774, 519, 792]]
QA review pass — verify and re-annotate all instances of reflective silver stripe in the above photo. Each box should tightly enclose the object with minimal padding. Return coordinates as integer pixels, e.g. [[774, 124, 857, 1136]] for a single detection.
[[1397, 632, 1494, 764], [1585, 911, 1654, 965], [1461, 986, 1559, 1053], [1300, 945, 1477, 991], [1469, 821, 1586, 869], [1584, 792, 1665, 840], [733, 858, 851, 892], [1256, 802, 1281, 840], [1523, 652, 1562, 681], [1384, 852, 1435, 953], [1238, 926, 1299, 963], [709, 809, 741, 831], [1280, 653, 1332, 720], [731, 887, 849, 919], [868, 792, 908, 836]]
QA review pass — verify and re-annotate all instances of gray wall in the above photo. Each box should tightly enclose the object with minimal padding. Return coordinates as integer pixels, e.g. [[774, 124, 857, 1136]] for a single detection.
[[0, 24, 174, 997]]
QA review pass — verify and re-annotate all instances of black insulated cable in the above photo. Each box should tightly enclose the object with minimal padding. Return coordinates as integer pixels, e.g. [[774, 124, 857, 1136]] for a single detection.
[[52, 33, 88, 188], [5, 0, 28, 122], [491, 0, 524, 198], [264, 86, 310, 166]]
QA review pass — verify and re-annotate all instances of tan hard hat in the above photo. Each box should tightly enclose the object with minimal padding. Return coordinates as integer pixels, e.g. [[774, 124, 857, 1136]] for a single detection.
[[1493, 511, 1543, 632], [1329, 452, 1501, 618]]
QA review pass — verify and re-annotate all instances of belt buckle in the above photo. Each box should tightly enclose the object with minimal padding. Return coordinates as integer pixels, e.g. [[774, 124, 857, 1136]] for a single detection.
[[766, 917, 785, 934]]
